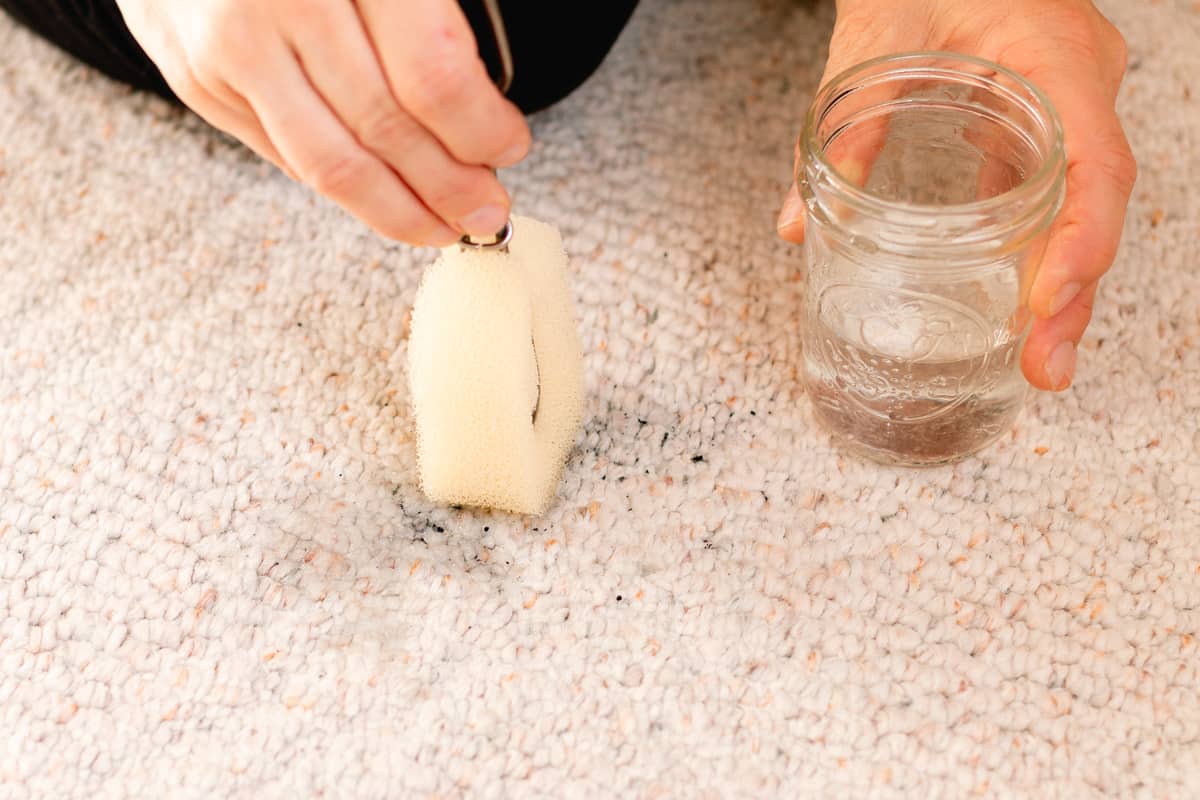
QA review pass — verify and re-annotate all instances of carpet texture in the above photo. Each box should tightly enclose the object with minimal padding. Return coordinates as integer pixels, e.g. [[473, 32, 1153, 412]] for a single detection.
[[1, 1, 1198, 797]]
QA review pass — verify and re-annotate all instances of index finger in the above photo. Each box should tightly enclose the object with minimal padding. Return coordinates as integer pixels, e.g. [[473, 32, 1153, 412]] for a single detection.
[[357, 0, 531, 168]]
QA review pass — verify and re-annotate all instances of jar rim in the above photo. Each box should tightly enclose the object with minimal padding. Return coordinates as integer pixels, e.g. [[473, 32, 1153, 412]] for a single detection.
[[800, 51, 1066, 224]]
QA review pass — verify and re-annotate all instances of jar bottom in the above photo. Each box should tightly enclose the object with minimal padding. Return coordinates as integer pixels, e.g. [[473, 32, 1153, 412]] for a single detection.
[[806, 378, 1027, 467]]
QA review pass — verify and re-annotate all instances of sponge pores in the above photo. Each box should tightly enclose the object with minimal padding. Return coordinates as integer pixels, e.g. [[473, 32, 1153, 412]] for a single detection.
[[407, 216, 585, 515]]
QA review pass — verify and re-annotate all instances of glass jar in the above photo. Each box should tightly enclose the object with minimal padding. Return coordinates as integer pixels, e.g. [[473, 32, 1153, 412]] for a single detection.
[[798, 52, 1066, 466]]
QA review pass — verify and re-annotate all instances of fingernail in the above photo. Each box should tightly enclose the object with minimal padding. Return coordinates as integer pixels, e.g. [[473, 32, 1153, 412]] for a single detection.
[[1044, 340, 1077, 391], [426, 225, 461, 248], [495, 142, 528, 168], [1048, 281, 1082, 317], [776, 190, 805, 231], [459, 205, 509, 238]]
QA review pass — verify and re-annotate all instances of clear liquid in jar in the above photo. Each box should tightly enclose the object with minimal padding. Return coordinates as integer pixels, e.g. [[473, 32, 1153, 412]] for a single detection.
[[802, 284, 1027, 465]]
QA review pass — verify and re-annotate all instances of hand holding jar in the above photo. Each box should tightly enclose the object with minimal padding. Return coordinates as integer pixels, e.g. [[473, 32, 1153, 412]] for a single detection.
[[777, 0, 1137, 394]]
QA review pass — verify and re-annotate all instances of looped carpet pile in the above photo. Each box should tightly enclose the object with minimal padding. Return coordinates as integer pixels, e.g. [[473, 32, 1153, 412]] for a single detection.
[[1, 0, 1198, 796]]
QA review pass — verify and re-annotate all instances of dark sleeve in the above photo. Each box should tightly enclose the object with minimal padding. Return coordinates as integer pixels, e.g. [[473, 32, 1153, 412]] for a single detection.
[[462, 0, 640, 114]]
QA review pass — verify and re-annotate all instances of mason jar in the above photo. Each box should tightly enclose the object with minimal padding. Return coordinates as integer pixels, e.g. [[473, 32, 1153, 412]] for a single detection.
[[798, 52, 1067, 466]]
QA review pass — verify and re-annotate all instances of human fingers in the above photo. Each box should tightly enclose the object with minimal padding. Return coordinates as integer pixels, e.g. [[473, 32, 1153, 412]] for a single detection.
[[238, 39, 460, 246], [1027, 84, 1136, 320], [284, 2, 511, 238], [356, 0, 530, 168], [778, 11, 914, 242], [169, 61, 295, 177], [988, 9, 1135, 319], [1021, 280, 1098, 391]]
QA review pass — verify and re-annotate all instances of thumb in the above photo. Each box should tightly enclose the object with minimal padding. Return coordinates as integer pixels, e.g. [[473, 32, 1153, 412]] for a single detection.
[[777, 4, 918, 243], [777, 178, 807, 243]]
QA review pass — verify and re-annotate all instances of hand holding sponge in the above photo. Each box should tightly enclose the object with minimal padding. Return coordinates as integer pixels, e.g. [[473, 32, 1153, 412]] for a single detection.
[[407, 216, 585, 515]]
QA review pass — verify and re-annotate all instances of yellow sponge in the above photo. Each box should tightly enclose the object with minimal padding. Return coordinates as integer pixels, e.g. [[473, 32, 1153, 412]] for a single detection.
[[407, 216, 585, 515]]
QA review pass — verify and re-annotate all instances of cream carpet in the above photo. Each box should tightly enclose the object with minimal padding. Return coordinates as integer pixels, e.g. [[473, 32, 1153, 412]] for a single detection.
[[2, 1, 1198, 797]]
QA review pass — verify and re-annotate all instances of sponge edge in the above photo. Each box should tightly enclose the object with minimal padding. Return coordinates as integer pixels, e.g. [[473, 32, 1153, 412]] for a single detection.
[[407, 216, 585, 515]]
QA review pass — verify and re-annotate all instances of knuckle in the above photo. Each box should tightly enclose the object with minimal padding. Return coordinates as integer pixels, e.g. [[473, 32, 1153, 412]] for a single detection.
[[207, 0, 240, 22], [831, 7, 888, 44], [1075, 286, 1096, 317], [162, 65, 206, 104], [1076, 305, 1096, 337], [1106, 25, 1130, 76], [1081, 296, 1095, 318], [188, 26, 221, 66], [305, 152, 370, 197], [290, 0, 327, 18], [356, 103, 419, 151], [1087, 125, 1138, 192], [189, 0, 252, 71], [1104, 144, 1138, 191], [1034, 7, 1113, 65], [1046, 1, 1098, 33], [290, 0, 344, 43], [187, 57, 228, 96], [407, 57, 476, 113]]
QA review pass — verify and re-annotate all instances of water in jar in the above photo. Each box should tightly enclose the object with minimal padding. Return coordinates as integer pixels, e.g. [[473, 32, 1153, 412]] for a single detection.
[[801, 257, 1028, 465]]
